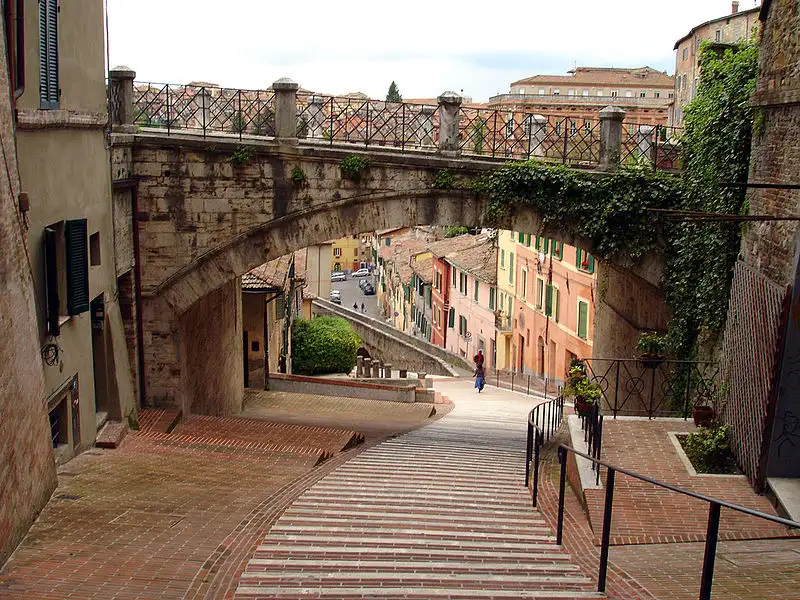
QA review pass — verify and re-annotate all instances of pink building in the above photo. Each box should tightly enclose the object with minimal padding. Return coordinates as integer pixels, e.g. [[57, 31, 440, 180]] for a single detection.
[[444, 242, 499, 369]]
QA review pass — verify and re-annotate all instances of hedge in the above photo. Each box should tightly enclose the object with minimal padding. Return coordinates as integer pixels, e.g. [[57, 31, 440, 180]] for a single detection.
[[291, 316, 362, 375]]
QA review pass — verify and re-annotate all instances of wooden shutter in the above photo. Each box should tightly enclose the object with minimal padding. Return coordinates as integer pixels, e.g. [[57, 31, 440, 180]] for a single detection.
[[448, 308, 455, 328], [545, 284, 553, 316], [578, 302, 588, 339], [65, 219, 89, 315], [473, 280, 479, 302], [588, 254, 596, 274], [39, 0, 59, 109], [489, 287, 496, 310], [43, 227, 60, 336], [518, 232, 524, 243], [554, 288, 560, 322]]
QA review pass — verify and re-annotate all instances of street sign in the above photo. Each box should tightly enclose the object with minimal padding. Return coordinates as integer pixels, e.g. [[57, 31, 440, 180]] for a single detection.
[[465, 331, 472, 339]]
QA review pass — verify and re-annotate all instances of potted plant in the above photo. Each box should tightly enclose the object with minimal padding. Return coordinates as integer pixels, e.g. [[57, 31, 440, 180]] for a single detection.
[[636, 331, 667, 369], [691, 391, 717, 427], [564, 362, 602, 416]]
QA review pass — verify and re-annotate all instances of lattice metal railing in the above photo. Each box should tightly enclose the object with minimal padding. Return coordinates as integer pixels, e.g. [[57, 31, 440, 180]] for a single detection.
[[585, 358, 720, 418], [621, 123, 682, 171], [133, 82, 276, 139], [295, 94, 439, 149], [720, 261, 789, 487]]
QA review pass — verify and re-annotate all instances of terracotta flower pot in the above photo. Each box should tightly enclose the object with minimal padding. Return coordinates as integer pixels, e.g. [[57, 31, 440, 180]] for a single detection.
[[692, 405, 715, 427], [638, 353, 666, 369], [575, 398, 594, 417]]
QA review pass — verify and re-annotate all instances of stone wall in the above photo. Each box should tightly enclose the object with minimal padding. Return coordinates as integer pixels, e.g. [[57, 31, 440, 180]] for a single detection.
[[178, 278, 243, 416], [740, 0, 800, 286], [0, 30, 56, 564]]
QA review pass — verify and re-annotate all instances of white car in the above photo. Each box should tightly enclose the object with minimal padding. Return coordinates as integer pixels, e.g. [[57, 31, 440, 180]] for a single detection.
[[331, 271, 346, 282], [352, 268, 370, 277], [329, 289, 341, 297]]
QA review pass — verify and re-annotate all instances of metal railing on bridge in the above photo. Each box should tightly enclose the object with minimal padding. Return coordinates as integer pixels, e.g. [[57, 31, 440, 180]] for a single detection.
[[119, 78, 681, 172]]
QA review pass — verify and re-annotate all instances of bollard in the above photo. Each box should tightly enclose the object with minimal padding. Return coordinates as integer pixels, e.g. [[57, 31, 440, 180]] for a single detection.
[[363, 358, 372, 378]]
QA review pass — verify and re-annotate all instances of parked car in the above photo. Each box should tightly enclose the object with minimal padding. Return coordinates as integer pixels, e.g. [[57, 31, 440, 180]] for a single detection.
[[329, 295, 342, 304], [330, 289, 341, 297], [362, 283, 376, 296], [331, 271, 346, 282], [358, 279, 370, 290], [352, 268, 370, 278]]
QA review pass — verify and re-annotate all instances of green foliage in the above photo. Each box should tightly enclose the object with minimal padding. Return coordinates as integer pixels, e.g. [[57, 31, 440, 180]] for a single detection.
[[682, 424, 735, 474], [386, 81, 402, 102], [476, 40, 759, 360], [636, 331, 667, 356], [433, 169, 455, 190], [230, 145, 254, 167], [472, 118, 487, 154], [291, 317, 362, 375], [563, 363, 601, 404], [290, 166, 307, 186], [663, 40, 759, 358], [340, 155, 370, 182], [445, 226, 469, 238]]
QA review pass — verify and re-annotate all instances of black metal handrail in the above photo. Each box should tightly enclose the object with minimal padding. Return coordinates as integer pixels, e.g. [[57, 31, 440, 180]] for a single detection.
[[554, 443, 800, 598], [580, 401, 604, 484], [525, 394, 566, 507]]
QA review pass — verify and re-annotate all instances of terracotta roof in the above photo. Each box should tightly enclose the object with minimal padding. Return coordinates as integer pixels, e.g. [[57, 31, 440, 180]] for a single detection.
[[380, 239, 430, 284], [511, 67, 674, 89], [427, 234, 483, 259], [246, 249, 308, 290], [445, 242, 498, 285], [241, 272, 273, 291], [411, 256, 434, 283]]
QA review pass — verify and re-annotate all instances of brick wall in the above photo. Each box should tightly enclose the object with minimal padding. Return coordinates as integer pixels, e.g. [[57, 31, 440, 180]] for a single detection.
[[740, 0, 800, 286], [0, 30, 57, 564]]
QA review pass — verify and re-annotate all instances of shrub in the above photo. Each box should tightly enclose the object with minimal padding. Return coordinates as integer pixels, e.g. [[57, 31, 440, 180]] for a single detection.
[[290, 166, 306, 186], [230, 145, 254, 167], [433, 170, 455, 190], [291, 317, 362, 375], [682, 424, 734, 474], [444, 226, 469, 238], [636, 331, 666, 356], [340, 155, 369, 182]]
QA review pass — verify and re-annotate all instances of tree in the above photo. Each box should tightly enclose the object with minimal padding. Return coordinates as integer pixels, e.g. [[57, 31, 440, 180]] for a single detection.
[[291, 317, 362, 375], [386, 81, 402, 103]]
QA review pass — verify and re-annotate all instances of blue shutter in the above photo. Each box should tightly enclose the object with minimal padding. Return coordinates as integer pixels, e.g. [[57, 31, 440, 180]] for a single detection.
[[39, 0, 59, 109], [65, 219, 89, 315]]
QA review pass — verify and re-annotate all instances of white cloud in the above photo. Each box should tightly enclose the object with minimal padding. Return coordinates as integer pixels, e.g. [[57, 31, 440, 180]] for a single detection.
[[107, 0, 760, 101]]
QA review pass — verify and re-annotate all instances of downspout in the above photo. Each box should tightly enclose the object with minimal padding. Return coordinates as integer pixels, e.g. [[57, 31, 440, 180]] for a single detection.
[[131, 184, 146, 406]]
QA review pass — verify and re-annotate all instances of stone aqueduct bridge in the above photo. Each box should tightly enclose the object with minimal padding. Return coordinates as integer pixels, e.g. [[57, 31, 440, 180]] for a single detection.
[[109, 70, 669, 416]]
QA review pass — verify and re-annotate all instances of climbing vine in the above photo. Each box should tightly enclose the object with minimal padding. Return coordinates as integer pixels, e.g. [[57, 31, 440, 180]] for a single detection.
[[340, 155, 370, 182], [476, 40, 759, 359]]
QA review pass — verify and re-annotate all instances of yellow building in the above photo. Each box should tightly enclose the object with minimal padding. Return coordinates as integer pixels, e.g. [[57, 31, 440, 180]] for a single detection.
[[495, 230, 517, 370], [330, 235, 364, 273]]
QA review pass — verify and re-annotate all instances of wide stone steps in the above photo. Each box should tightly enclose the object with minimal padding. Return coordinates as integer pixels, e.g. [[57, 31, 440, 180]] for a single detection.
[[234, 381, 602, 600]]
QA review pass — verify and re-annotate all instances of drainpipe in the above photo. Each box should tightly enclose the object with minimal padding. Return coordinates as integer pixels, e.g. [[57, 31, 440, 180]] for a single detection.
[[131, 184, 147, 407]]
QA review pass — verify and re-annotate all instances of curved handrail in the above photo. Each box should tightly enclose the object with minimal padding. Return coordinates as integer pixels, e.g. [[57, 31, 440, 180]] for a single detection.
[[525, 394, 565, 507]]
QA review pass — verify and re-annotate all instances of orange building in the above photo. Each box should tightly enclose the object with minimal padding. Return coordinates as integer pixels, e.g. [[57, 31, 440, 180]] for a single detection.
[[510, 233, 595, 383], [488, 67, 674, 128]]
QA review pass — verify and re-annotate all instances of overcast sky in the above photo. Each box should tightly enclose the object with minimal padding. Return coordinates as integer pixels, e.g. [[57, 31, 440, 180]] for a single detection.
[[106, 0, 760, 101]]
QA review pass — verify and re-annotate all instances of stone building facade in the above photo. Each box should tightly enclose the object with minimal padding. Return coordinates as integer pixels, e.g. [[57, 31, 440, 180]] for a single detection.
[[489, 67, 674, 127], [0, 9, 57, 565], [670, 2, 761, 127]]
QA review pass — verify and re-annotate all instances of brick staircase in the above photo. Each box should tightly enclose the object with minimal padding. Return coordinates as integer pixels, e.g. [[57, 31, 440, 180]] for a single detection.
[[235, 381, 603, 599]]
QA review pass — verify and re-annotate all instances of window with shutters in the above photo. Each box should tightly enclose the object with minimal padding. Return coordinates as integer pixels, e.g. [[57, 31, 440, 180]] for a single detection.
[[545, 284, 555, 317], [451, 266, 456, 287], [489, 287, 496, 311], [448, 308, 455, 328], [473, 280, 479, 302], [500, 249, 505, 268], [459, 315, 467, 336], [333, 247, 341, 258], [425, 286, 432, 308], [535, 278, 544, 310], [508, 253, 514, 284], [39, 0, 59, 109], [577, 300, 589, 340], [459, 272, 468, 295], [43, 219, 90, 334], [576, 249, 596, 274], [520, 269, 527, 300], [551, 240, 563, 260]]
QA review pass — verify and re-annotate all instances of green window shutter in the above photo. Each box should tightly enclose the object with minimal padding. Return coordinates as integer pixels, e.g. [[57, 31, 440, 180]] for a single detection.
[[535, 236, 541, 251], [449, 308, 455, 328], [525, 234, 532, 247], [509, 254, 514, 283], [65, 219, 90, 315], [554, 288, 560, 322], [543, 238, 550, 254], [545, 284, 553, 317], [489, 287, 496, 310], [588, 254, 595, 274], [518, 232, 524, 243], [473, 280, 479, 302], [578, 302, 589, 339], [576, 248, 583, 269], [425, 286, 432, 308], [553, 241, 563, 260], [43, 227, 61, 336], [500, 249, 505, 268], [39, 0, 59, 109]]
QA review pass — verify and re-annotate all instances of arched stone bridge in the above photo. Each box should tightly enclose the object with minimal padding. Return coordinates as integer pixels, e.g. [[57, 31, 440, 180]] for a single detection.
[[109, 70, 669, 416]]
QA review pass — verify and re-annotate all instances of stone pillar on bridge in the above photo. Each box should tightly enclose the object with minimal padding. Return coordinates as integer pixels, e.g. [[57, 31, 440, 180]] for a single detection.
[[307, 95, 327, 139], [363, 358, 372, 378], [108, 66, 137, 134], [437, 91, 462, 157], [528, 114, 548, 159], [356, 355, 364, 378], [599, 105, 626, 172], [372, 360, 381, 378], [383, 364, 392, 378], [635, 125, 656, 167], [273, 78, 300, 144]]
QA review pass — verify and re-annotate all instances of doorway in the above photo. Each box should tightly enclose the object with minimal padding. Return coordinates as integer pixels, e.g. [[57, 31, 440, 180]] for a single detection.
[[90, 295, 108, 419], [518, 334, 525, 372], [537, 336, 545, 377]]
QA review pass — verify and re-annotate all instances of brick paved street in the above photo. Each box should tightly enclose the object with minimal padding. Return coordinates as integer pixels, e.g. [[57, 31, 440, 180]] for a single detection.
[[0, 393, 437, 600]]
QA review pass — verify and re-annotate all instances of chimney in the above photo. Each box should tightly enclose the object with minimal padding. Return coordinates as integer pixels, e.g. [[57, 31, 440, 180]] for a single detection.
[[732, 1, 739, 13]]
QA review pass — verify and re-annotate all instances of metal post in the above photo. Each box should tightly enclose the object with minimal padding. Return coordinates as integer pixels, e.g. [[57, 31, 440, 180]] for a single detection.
[[201, 86, 206, 138], [532, 431, 541, 507], [401, 103, 406, 150], [237, 89, 243, 140], [699, 502, 721, 600], [527, 375, 531, 396], [497, 369, 500, 388], [684, 365, 693, 420], [166, 84, 171, 134], [526, 115, 532, 159], [329, 97, 334, 146], [556, 447, 567, 545], [614, 360, 621, 417], [597, 468, 616, 592], [653, 124, 660, 172], [365, 101, 370, 147], [511, 370, 515, 391], [562, 118, 569, 164], [649, 367, 657, 418], [525, 419, 533, 485], [492, 111, 498, 158]]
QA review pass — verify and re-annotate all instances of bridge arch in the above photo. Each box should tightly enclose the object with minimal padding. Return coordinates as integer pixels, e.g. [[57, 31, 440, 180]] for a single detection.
[[120, 133, 667, 415]]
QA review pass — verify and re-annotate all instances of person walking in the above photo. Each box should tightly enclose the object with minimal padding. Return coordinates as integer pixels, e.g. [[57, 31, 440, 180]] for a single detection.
[[473, 349, 484, 367], [353, 301, 358, 311], [361, 302, 365, 313], [474, 362, 486, 393]]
